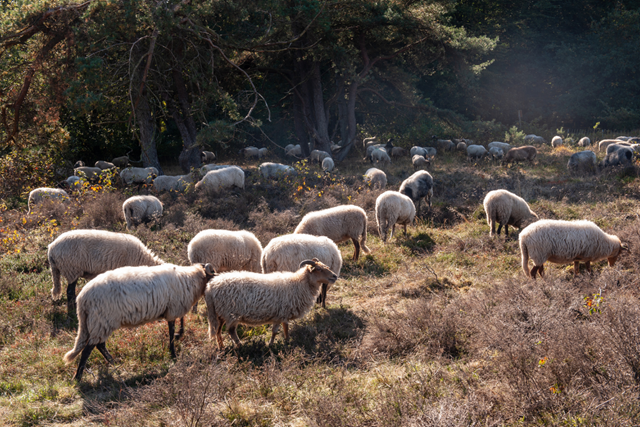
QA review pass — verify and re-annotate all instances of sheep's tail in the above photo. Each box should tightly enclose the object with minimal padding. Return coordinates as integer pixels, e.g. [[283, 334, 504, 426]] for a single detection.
[[63, 308, 90, 363], [50, 256, 63, 300], [520, 241, 530, 278], [360, 216, 371, 254]]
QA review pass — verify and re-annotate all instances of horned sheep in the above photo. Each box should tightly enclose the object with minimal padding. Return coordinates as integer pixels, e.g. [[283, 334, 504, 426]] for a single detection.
[[63, 263, 216, 381], [483, 190, 538, 238], [195, 166, 245, 192], [294, 205, 371, 261], [119, 167, 159, 185], [28, 188, 70, 214], [399, 170, 434, 216], [375, 191, 416, 242], [204, 259, 338, 349], [519, 219, 625, 279], [364, 168, 387, 190], [261, 234, 342, 307], [503, 146, 537, 164]]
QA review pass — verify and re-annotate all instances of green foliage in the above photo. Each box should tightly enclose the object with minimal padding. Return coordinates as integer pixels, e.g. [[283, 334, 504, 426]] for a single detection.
[[504, 126, 525, 145]]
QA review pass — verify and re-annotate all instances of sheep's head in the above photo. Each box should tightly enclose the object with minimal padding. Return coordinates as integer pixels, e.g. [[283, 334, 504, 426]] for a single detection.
[[299, 258, 338, 286], [609, 241, 628, 266]]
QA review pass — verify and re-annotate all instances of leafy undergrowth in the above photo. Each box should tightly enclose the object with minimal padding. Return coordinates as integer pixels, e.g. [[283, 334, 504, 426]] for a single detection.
[[2, 144, 640, 425]]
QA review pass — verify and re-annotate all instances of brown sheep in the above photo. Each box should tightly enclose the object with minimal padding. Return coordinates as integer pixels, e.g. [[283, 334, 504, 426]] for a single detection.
[[503, 146, 537, 164]]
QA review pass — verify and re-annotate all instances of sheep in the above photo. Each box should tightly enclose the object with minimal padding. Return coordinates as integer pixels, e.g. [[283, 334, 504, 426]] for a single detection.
[[489, 147, 504, 160], [390, 147, 407, 158], [363, 136, 379, 148], [606, 143, 632, 155], [503, 146, 537, 164], [365, 144, 385, 158], [488, 141, 512, 153], [74, 160, 85, 168], [284, 144, 294, 153], [364, 168, 387, 190], [331, 142, 342, 152], [65, 176, 84, 189], [48, 230, 164, 315], [412, 154, 430, 170], [551, 136, 563, 148], [456, 141, 467, 152], [28, 188, 69, 214], [240, 146, 260, 159], [370, 148, 391, 166], [423, 147, 437, 158], [201, 151, 216, 163], [258, 147, 268, 158], [322, 157, 335, 172], [188, 229, 263, 274], [602, 146, 633, 167], [261, 234, 342, 307], [285, 144, 302, 157], [200, 163, 233, 175], [64, 263, 216, 381], [483, 190, 538, 238], [375, 191, 416, 242], [204, 259, 337, 349], [122, 195, 163, 230], [567, 151, 597, 175], [578, 137, 591, 147], [524, 134, 546, 145], [153, 174, 194, 192], [433, 137, 455, 151], [195, 166, 245, 193], [111, 156, 129, 168], [467, 144, 488, 160], [75, 166, 103, 181], [399, 170, 434, 216], [311, 149, 332, 164], [119, 167, 158, 185], [294, 205, 371, 261], [94, 160, 116, 170], [616, 136, 631, 141], [410, 146, 427, 157], [598, 139, 621, 152], [259, 162, 295, 179], [519, 219, 625, 279]]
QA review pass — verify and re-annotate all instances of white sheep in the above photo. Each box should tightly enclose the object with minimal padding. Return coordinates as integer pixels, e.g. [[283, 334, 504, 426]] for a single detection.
[[75, 166, 103, 180], [410, 146, 427, 157], [63, 263, 216, 381], [188, 229, 263, 274], [467, 145, 488, 160], [364, 168, 387, 190], [524, 134, 545, 145], [260, 162, 295, 179], [294, 205, 371, 261], [195, 166, 245, 193], [261, 234, 342, 307], [578, 137, 591, 147], [489, 146, 504, 160], [399, 171, 434, 215], [122, 195, 163, 230], [285, 144, 302, 157], [488, 141, 512, 153], [483, 190, 538, 238], [119, 167, 158, 185], [310, 149, 331, 163], [370, 148, 391, 166], [48, 230, 164, 315], [27, 188, 69, 214], [153, 174, 194, 192], [95, 160, 116, 170], [201, 151, 216, 163], [519, 219, 625, 279], [258, 147, 268, 158], [598, 139, 622, 152], [204, 259, 337, 349], [322, 157, 335, 172], [200, 164, 233, 175], [412, 154, 430, 170], [567, 151, 597, 174], [240, 146, 260, 159], [551, 136, 564, 148], [375, 191, 416, 242]]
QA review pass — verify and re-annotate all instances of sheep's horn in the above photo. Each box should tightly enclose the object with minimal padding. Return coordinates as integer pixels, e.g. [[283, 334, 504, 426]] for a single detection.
[[299, 259, 317, 268], [621, 243, 630, 251]]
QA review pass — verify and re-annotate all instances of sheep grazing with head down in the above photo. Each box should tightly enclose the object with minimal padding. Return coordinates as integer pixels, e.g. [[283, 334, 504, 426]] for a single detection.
[[412, 154, 430, 170], [503, 146, 537, 164], [260, 162, 295, 179], [294, 205, 371, 261], [75, 166, 103, 181], [195, 166, 245, 193], [205, 258, 337, 349], [119, 167, 159, 185], [64, 263, 216, 381], [489, 147, 504, 160], [153, 174, 194, 192], [95, 160, 116, 170], [376, 191, 416, 242], [551, 136, 564, 148], [188, 229, 263, 274], [410, 146, 427, 157], [28, 188, 69, 214], [285, 144, 302, 157], [322, 157, 335, 172], [519, 219, 625, 279], [399, 170, 434, 216], [567, 151, 597, 175], [488, 141, 512, 154], [364, 168, 387, 190], [112, 156, 129, 168], [524, 134, 545, 145], [261, 234, 342, 307], [122, 195, 163, 230], [390, 147, 407, 158], [48, 230, 164, 315], [370, 148, 391, 167], [602, 146, 634, 168], [240, 146, 260, 159], [311, 149, 332, 164], [467, 145, 488, 160], [578, 137, 591, 147], [483, 190, 538, 238]]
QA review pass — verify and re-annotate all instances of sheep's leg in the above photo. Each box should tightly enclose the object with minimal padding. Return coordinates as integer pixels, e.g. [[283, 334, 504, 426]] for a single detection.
[[352, 238, 361, 261], [505, 224, 509, 237], [585, 261, 592, 274], [176, 317, 185, 339], [282, 322, 289, 339], [216, 318, 225, 350], [191, 299, 199, 314], [390, 224, 396, 240], [73, 344, 96, 382], [66, 279, 78, 316], [530, 265, 543, 279], [496, 223, 502, 236], [227, 323, 241, 346], [167, 320, 177, 359], [269, 323, 280, 346], [490, 220, 496, 236], [96, 342, 114, 364], [403, 223, 407, 235], [538, 265, 545, 278], [573, 261, 581, 276]]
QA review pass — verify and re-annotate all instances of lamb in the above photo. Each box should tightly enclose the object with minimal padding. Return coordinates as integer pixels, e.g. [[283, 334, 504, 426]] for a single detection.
[[111, 156, 129, 168], [119, 167, 159, 185], [489, 146, 504, 160], [488, 141, 512, 153], [201, 151, 216, 163], [524, 134, 546, 145], [578, 137, 591, 147], [467, 144, 488, 160], [261, 234, 342, 307], [260, 162, 296, 179], [294, 205, 371, 261], [322, 157, 335, 172], [28, 188, 70, 214], [153, 174, 194, 192], [399, 170, 434, 216], [602, 146, 633, 167], [519, 219, 625, 279], [370, 148, 391, 166], [194, 166, 245, 192], [48, 230, 164, 315], [364, 168, 387, 190], [503, 146, 537, 164], [94, 160, 116, 170], [204, 259, 337, 349], [64, 263, 216, 381], [188, 229, 263, 274], [375, 191, 416, 242], [311, 149, 332, 164], [567, 151, 597, 175], [122, 195, 163, 230], [551, 136, 563, 148], [75, 166, 103, 181], [483, 190, 538, 238], [390, 147, 407, 158], [240, 146, 260, 159], [412, 154, 430, 170]]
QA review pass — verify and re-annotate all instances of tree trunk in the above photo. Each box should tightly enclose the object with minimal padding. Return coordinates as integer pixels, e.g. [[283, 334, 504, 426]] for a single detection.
[[135, 92, 163, 173], [335, 78, 359, 162], [309, 62, 332, 153]]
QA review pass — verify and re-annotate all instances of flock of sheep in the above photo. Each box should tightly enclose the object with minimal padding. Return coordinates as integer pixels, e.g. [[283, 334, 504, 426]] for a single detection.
[[25, 132, 633, 382]]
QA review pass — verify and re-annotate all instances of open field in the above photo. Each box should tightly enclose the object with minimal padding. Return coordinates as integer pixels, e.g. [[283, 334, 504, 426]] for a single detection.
[[2, 141, 640, 426]]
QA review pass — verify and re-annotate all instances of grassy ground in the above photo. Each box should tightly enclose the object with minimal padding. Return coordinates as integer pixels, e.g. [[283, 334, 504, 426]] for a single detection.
[[2, 141, 640, 426]]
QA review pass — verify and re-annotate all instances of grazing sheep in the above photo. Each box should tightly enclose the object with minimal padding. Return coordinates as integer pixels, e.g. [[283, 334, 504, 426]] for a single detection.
[[201, 151, 216, 163], [261, 234, 342, 307], [64, 263, 216, 381], [423, 147, 437, 158], [195, 166, 245, 193], [370, 148, 391, 166], [488, 141, 512, 153], [258, 147, 268, 158], [48, 230, 164, 315], [524, 135, 545, 145], [284, 144, 294, 153], [598, 139, 621, 152], [375, 191, 416, 242], [330, 142, 342, 153], [412, 154, 430, 170], [578, 137, 591, 147], [153, 174, 194, 192], [364, 168, 387, 190], [188, 229, 263, 274], [433, 137, 455, 151], [602, 146, 633, 167], [489, 147, 504, 160], [119, 167, 158, 185], [285, 144, 302, 157], [260, 162, 296, 179], [65, 176, 83, 189], [616, 136, 631, 141], [519, 219, 625, 279], [322, 157, 335, 172], [75, 166, 103, 181], [240, 146, 260, 159], [364, 144, 385, 158], [456, 141, 467, 152], [503, 146, 537, 164], [567, 151, 597, 175], [410, 146, 427, 157], [483, 190, 538, 238], [204, 259, 338, 349], [606, 143, 633, 155], [390, 147, 407, 158], [28, 188, 69, 214], [294, 205, 371, 261], [95, 160, 116, 170], [111, 156, 129, 168], [200, 164, 233, 175], [551, 136, 563, 148], [311, 150, 332, 164], [399, 170, 434, 216], [122, 195, 163, 230], [467, 145, 488, 160]]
